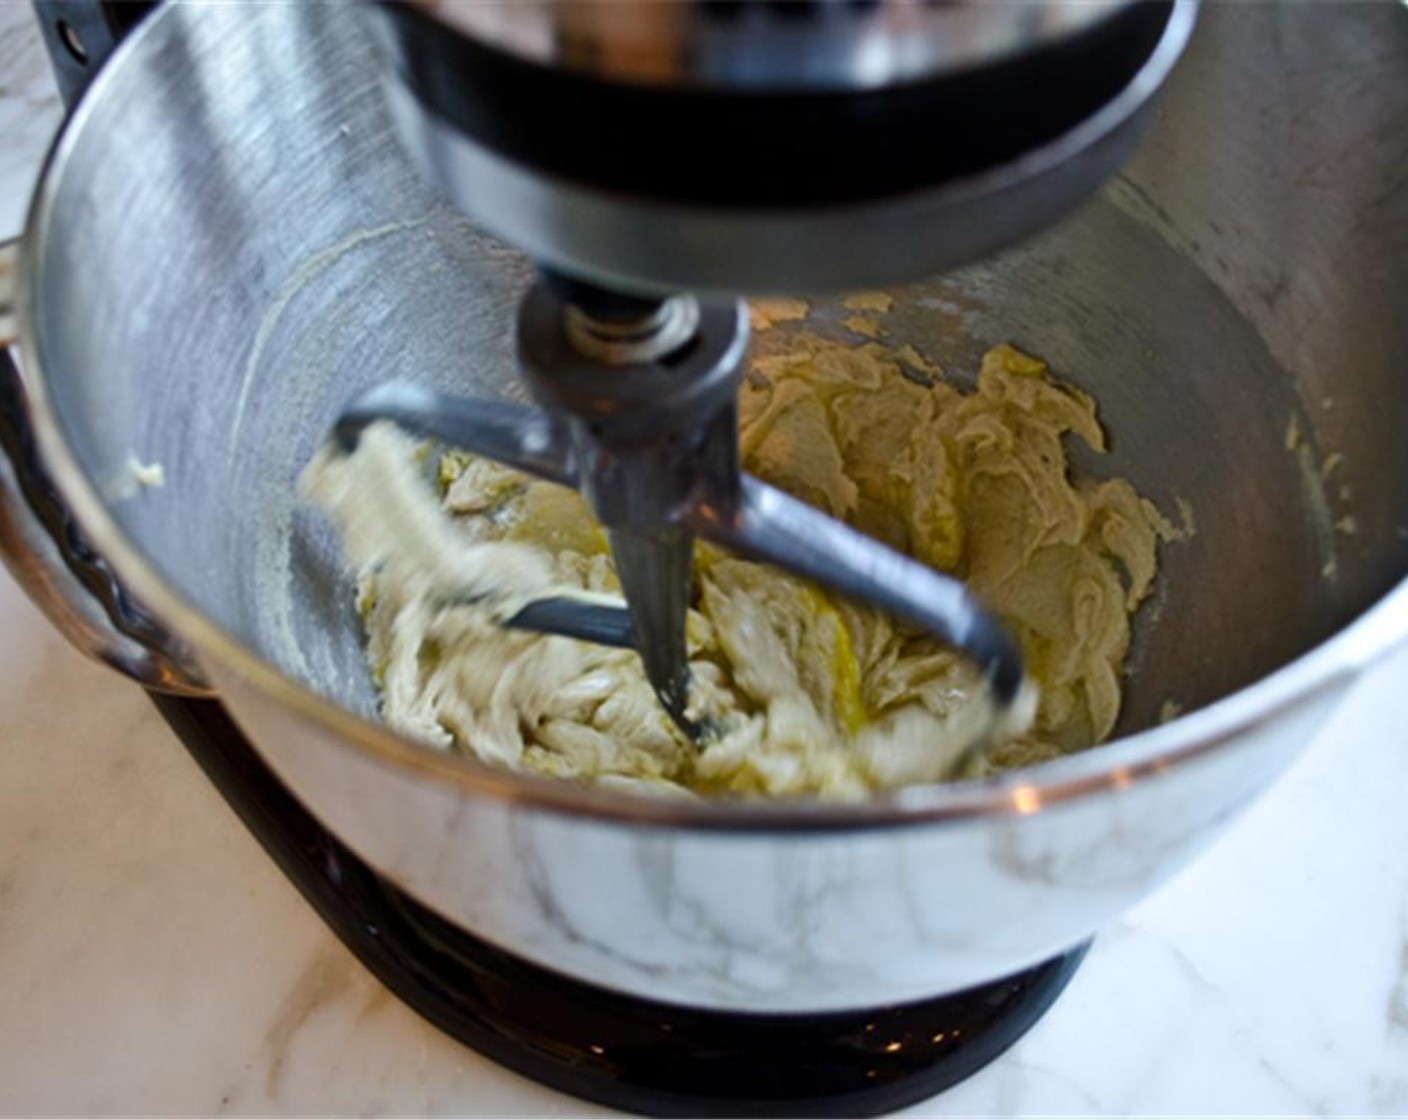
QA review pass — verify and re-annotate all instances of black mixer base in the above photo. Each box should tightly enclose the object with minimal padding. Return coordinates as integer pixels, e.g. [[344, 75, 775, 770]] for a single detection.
[[152, 693, 1088, 1117]]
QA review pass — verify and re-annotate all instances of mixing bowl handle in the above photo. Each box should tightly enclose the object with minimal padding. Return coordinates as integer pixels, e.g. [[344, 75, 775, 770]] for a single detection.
[[0, 239, 212, 695]]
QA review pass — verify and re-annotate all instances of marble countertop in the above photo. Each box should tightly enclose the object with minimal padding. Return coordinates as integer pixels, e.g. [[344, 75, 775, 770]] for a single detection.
[[2, 6, 1407, 1115]]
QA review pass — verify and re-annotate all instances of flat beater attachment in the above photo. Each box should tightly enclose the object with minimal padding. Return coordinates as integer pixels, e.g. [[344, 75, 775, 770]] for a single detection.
[[334, 279, 1025, 747]]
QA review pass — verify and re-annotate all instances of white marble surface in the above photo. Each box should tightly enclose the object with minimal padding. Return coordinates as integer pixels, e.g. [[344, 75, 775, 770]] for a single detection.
[[2, 5, 1408, 1115]]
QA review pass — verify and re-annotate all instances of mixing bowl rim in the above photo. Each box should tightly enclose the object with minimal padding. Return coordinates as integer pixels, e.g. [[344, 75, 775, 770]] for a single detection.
[[14, 0, 1408, 833]]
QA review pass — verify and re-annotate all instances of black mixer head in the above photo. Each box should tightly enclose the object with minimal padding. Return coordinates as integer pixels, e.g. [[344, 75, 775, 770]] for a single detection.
[[365, 0, 1196, 296]]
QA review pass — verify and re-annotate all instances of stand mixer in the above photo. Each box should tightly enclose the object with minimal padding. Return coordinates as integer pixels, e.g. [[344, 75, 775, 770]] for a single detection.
[[21, 0, 1407, 1112], [336, 0, 1195, 741]]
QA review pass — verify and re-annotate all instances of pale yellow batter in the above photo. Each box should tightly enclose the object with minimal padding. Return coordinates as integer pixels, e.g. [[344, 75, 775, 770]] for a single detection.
[[304, 332, 1176, 799]]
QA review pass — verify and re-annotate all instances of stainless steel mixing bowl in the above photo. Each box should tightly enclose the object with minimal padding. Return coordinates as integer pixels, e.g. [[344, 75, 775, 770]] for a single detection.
[[3, 2, 1407, 1013]]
